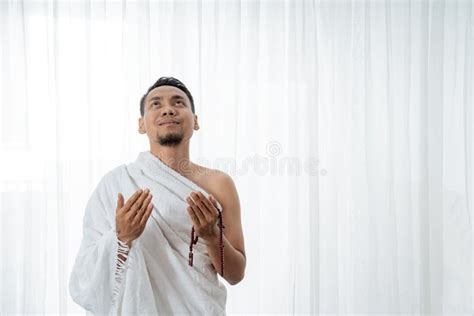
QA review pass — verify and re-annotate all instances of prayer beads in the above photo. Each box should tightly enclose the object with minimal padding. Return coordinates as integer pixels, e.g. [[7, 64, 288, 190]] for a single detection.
[[188, 208, 225, 277]]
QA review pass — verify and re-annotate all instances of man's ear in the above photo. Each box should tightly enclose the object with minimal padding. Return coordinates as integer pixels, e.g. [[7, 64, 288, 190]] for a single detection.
[[193, 114, 200, 130], [138, 117, 146, 134]]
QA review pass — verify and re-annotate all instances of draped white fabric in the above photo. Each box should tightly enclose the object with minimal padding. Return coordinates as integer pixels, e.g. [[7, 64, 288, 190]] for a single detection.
[[0, 0, 472, 315]]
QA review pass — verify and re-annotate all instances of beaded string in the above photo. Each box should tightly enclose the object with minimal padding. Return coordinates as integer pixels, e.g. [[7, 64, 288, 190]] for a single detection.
[[188, 207, 225, 277]]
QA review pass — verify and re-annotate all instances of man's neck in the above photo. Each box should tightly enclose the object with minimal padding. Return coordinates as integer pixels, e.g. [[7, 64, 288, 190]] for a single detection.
[[150, 146, 194, 176]]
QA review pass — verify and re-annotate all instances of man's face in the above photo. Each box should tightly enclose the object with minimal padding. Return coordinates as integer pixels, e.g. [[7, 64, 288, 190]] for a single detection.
[[138, 85, 199, 147]]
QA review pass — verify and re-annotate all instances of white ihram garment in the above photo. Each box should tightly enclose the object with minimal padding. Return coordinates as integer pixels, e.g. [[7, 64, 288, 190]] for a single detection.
[[69, 150, 227, 315]]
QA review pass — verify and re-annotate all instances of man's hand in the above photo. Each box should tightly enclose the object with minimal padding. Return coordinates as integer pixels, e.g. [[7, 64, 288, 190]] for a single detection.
[[116, 188, 154, 247], [186, 191, 220, 243]]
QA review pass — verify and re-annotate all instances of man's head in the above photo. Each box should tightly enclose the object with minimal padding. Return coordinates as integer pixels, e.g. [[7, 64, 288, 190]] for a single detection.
[[139, 77, 195, 117], [138, 77, 199, 147]]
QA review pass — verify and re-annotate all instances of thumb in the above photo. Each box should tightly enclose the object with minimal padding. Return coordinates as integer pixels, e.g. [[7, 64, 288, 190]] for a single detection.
[[209, 194, 218, 207], [117, 192, 124, 210]]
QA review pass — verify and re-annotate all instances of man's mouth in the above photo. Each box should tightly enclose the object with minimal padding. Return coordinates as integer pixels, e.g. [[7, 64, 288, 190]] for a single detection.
[[159, 122, 180, 126]]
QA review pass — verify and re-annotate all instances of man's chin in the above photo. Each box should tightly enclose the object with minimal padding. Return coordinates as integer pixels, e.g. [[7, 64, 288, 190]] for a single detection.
[[157, 133, 184, 147]]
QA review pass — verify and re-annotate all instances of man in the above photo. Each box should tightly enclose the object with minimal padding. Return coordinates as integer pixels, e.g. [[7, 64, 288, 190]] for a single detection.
[[69, 77, 246, 315]]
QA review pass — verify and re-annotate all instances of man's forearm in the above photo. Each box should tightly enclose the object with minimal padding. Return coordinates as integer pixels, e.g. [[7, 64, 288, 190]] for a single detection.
[[204, 234, 246, 285]]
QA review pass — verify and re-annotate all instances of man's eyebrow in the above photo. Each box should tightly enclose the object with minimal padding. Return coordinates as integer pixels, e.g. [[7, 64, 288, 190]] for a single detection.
[[148, 95, 186, 102]]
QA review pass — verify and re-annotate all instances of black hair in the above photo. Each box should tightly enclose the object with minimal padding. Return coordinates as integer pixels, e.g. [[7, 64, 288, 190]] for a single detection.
[[139, 76, 195, 117]]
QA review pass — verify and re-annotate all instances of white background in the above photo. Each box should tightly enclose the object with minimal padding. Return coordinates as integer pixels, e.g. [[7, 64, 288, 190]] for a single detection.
[[0, 0, 473, 315]]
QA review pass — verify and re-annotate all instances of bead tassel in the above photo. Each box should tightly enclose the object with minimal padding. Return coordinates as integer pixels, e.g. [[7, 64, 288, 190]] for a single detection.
[[189, 207, 225, 277]]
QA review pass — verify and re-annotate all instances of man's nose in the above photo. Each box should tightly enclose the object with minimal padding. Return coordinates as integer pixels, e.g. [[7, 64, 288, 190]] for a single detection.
[[161, 105, 176, 116]]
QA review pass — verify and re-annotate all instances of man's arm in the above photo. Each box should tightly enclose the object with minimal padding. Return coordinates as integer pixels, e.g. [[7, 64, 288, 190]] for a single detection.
[[204, 172, 246, 285]]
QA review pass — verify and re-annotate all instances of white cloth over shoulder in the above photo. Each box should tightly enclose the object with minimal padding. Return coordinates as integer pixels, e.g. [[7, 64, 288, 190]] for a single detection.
[[69, 150, 227, 315]]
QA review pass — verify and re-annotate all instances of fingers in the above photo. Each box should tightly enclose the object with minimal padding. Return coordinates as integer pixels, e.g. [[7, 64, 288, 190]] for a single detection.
[[123, 189, 144, 212], [115, 188, 154, 244], [117, 193, 124, 211], [129, 189, 150, 214], [139, 202, 154, 227], [186, 196, 203, 221], [209, 195, 219, 210], [187, 194, 209, 224], [187, 204, 201, 226], [132, 193, 153, 225], [197, 192, 218, 216], [191, 192, 215, 219]]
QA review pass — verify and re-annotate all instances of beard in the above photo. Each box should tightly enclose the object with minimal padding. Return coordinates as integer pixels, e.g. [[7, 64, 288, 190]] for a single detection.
[[157, 131, 184, 147]]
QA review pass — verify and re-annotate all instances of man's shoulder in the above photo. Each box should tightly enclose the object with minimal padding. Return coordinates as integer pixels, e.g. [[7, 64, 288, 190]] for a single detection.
[[105, 164, 128, 178], [211, 169, 234, 187], [195, 166, 237, 204], [194, 164, 232, 186], [95, 164, 128, 188]]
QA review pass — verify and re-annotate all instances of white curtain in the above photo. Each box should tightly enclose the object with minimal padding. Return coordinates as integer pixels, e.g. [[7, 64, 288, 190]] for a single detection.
[[1, 0, 472, 314]]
